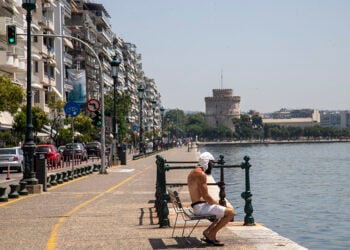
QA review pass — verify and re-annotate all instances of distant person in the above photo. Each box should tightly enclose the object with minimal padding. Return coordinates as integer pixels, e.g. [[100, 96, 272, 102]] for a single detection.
[[187, 152, 235, 246]]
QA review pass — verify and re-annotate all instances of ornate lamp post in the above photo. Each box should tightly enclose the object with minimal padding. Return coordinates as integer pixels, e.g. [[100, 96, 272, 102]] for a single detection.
[[151, 99, 157, 151], [159, 106, 165, 150], [110, 56, 121, 165], [22, 0, 37, 185], [137, 85, 145, 154]]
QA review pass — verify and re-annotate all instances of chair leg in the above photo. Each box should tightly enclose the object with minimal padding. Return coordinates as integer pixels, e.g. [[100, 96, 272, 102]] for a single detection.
[[187, 219, 201, 237], [172, 213, 179, 237]]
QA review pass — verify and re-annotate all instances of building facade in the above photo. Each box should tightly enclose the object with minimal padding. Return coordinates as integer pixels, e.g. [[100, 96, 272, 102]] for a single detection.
[[262, 109, 320, 127], [204, 88, 240, 131], [0, 0, 162, 139]]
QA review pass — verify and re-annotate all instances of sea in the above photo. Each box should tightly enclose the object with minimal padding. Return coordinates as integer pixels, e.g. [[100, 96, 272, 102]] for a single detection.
[[198, 142, 350, 250]]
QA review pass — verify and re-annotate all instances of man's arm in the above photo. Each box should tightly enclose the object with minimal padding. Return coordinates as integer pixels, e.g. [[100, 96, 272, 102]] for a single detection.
[[199, 172, 219, 205]]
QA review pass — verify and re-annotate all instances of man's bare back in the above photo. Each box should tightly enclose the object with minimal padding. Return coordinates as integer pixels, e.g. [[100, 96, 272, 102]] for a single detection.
[[187, 167, 217, 205]]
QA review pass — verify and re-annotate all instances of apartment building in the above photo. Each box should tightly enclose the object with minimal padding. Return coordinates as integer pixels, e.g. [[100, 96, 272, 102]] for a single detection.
[[320, 110, 350, 129], [0, 0, 162, 136]]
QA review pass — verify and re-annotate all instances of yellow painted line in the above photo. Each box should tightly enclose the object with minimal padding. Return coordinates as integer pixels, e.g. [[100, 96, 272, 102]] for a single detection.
[[48, 175, 89, 190], [0, 194, 40, 207], [0, 175, 90, 207], [45, 165, 152, 250]]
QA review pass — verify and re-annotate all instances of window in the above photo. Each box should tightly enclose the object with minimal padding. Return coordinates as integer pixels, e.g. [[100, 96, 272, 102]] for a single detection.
[[34, 61, 38, 73], [45, 88, 49, 105], [34, 90, 40, 104]]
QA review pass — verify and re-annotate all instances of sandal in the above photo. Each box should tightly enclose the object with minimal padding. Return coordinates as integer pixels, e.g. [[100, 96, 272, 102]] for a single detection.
[[201, 236, 225, 246]]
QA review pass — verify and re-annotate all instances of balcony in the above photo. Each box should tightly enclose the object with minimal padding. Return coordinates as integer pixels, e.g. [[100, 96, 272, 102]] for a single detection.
[[0, 51, 25, 72], [39, 17, 54, 32], [95, 10, 110, 27], [103, 73, 113, 87], [97, 27, 113, 45], [0, 17, 12, 35], [64, 53, 73, 66]]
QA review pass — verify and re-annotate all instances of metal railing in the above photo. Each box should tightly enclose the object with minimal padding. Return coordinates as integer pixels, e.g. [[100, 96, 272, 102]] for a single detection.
[[155, 155, 255, 228]]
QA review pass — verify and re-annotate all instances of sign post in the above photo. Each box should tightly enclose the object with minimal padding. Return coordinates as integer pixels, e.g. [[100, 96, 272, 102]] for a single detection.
[[64, 101, 80, 174]]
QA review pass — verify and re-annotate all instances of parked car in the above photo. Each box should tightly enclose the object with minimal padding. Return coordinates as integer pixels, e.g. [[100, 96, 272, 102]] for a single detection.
[[62, 143, 88, 161], [58, 145, 66, 154], [0, 147, 24, 173], [85, 141, 102, 157], [35, 144, 61, 167]]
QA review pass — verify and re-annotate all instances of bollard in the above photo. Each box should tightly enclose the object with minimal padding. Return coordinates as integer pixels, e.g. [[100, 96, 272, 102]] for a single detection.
[[50, 174, 57, 186], [74, 168, 78, 178], [8, 184, 19, 199], [0, 186, 8, 202], [46, 176, 51, 188], [77, 167, 82, 177], [67, 170, 73, 180], [62, 171, 68, 182], [56, 172, 63, 184], [241, 156, 255, 226], [18, 181, 28, 195]]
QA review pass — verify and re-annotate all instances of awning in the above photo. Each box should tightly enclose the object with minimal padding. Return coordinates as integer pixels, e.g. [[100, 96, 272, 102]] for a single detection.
[[51, 86, 63, 99], [42, 125, 57, 136], [0, 112, 14, 129], [32, 82, 43, 89], [63, 38, 74, 49]]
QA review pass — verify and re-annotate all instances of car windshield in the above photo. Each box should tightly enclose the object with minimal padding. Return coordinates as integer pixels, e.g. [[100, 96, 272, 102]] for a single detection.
[[0, 149, 16, 154], [36, 147, 51, 153], [66, 144, 81, 149], [86, 142, 100, 147]]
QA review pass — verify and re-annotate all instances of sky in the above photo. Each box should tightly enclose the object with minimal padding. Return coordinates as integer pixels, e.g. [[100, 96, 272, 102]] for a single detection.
[[98, 0, 350, 113]]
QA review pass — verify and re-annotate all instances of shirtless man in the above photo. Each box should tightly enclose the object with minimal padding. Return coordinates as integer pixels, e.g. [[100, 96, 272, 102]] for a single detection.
[[187, 152, 235, 246]]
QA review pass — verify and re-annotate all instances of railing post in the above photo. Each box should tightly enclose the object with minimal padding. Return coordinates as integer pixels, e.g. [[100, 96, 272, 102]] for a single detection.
[[155, 155, 163, 213], [217, 155, 227, 206], [157, 155, 170, 228], [241, 156, 255, 226]]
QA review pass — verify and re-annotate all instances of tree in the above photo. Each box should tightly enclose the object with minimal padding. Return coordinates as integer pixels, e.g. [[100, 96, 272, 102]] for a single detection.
[[104, 91, 132, 143], [48, 94, 66, 145], [0, 74, 25, 114], [13, 106, 49, 142]]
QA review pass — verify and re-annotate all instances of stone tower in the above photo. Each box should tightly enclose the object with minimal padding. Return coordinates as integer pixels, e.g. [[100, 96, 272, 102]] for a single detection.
[[205, 89, 241, 131]]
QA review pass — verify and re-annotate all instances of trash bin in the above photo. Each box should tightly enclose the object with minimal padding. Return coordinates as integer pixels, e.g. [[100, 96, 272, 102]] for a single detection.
[[35, 153, 47, 192], [117, 145, 127, 165]]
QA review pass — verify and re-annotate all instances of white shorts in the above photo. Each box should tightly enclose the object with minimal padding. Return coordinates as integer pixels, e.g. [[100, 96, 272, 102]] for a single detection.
[[192, 202, 226, 218]]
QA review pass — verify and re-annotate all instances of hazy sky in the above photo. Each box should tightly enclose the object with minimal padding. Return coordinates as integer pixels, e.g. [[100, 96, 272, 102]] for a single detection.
[[98, 0, 350, 113]]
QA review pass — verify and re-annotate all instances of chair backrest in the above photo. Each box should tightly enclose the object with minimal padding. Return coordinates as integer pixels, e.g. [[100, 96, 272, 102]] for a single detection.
[[168, 189, 184, 212]]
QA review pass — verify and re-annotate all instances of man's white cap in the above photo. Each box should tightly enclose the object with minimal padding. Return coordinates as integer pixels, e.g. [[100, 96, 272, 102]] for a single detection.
[[199, 152, 215, 171]]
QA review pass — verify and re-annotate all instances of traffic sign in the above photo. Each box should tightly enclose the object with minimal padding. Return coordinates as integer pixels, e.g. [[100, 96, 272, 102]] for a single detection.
[[64, 101, 80, 117], [86, 98, 101, 113], [132, 124, 138, 131]]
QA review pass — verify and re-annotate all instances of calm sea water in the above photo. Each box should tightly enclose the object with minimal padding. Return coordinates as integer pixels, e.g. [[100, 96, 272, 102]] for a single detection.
[[199, 142, 350, 250]]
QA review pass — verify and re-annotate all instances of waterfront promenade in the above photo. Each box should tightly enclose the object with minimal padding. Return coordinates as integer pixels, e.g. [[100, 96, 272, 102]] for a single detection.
[[0, 147, 306, 250]]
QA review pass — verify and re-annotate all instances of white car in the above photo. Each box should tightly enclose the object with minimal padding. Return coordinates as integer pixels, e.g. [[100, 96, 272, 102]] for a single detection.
[[0, 147, 24, 173]]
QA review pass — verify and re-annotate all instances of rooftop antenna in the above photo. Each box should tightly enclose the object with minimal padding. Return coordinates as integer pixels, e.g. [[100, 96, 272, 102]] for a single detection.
[[220, 69, 223, 89]]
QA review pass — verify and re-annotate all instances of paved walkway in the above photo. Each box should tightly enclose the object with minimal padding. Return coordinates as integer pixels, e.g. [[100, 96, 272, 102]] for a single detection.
[[0, 147, 306, 250]]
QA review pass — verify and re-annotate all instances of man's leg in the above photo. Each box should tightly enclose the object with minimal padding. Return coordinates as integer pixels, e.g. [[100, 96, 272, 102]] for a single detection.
[[204, 208, 235, 241]]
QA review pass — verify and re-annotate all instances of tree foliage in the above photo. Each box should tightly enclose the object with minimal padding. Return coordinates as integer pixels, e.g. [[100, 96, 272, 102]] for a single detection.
[[0, 74, 25, 114]]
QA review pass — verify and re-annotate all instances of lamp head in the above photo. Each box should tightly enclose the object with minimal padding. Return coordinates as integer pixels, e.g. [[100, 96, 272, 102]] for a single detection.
[[137, 85, 144, 99], [110, 56, 121, 77], [22, 0, 36, 11]]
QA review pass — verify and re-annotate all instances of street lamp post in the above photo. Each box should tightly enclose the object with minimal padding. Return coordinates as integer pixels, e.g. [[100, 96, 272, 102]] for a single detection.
[[160, 106, 165, 150], [22, 0, 37, 185], [110, 56, 121, 165], [151, 99, 157, 152], [137, 85, 144, 154]]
